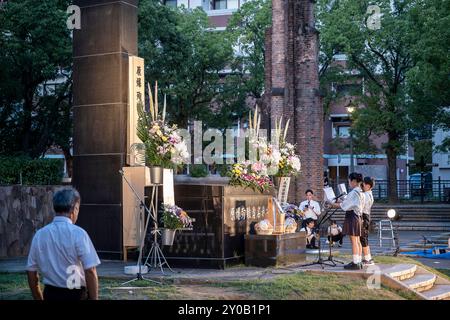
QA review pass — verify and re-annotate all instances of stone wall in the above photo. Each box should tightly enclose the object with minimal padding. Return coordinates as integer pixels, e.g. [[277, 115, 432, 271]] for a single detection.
[[0, 186, 60, 257]]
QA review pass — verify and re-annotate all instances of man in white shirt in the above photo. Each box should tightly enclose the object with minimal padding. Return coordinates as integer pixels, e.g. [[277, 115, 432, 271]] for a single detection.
[[26, 187, 100, 300], [299, 189, 321, 228]]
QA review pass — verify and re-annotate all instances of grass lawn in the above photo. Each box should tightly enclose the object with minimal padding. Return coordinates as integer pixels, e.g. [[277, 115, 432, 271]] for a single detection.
[[0, 255, 446, 300], [0, 272, 412, 300]]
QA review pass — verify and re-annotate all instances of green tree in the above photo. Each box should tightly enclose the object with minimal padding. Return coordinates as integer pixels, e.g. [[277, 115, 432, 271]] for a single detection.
[[226, 0, 272, 104], [406, 0, 450, 151], [138, 1, 234, 128], [318, 0, 419, 202], [0, 0, 72, 164]]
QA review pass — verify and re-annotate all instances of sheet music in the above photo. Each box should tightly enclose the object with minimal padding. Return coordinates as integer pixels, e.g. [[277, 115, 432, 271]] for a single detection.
[[338, 183, 347, 196], [323, 186, 336, 203]]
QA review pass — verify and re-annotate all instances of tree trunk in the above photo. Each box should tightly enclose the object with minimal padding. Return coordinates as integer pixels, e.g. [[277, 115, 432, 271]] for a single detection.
[[386, 146, 398, 203], [21, 89, 34, 154], [62, 146, 73, 178]]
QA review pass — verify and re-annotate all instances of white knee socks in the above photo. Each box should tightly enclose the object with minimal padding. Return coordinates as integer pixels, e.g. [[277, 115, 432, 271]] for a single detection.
[[353, 255, 361, 264]]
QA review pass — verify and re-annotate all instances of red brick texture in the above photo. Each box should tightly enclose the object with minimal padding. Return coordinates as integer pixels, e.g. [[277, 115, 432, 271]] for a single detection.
[[263, 0, 324, 203]]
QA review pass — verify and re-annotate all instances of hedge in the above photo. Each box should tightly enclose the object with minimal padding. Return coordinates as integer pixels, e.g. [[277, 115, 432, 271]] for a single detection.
[[0, 156, 64, 185]]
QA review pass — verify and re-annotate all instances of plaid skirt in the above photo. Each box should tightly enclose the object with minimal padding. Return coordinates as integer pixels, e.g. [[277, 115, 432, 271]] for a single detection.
[[343, 210, 362, 236]]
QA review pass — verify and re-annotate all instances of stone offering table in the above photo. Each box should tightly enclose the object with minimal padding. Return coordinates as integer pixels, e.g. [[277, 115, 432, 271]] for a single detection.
[[244, 232, 307, 268]]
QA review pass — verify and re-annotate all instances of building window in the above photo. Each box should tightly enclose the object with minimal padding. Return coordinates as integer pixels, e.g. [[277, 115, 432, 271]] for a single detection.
[[332, 124, 351, 138], [228, 0, 239, 9], [213, 0, 227, 10], [165, 0, 177, 7], [336, 84, 362, 96], [447, 154, 450, 166]]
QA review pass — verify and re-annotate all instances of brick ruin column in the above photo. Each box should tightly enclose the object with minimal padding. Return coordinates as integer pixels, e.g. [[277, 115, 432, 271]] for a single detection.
[[260, 27, 272, 131], [293, 0, 324, 200], [270, 0, 286, 128], [265, 0, 324, 202]]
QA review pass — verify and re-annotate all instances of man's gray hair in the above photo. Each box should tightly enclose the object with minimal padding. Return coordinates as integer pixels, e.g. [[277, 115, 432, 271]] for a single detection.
[[53, 187, 81, 214]]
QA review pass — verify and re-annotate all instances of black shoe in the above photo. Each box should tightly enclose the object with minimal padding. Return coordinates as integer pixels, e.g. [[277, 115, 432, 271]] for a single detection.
[[344, 262, 362, 270], [362, 259, 375, 266]]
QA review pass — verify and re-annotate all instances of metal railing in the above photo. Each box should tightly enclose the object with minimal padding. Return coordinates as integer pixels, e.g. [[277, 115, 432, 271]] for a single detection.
[[328, 179, 450, 203]]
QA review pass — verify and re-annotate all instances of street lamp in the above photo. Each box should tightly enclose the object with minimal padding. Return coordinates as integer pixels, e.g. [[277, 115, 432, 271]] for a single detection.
[[346, 103, 356, 173], [347, 106, 355, 114], [387, 209, 397, 219], [386, 208, 400, 256]]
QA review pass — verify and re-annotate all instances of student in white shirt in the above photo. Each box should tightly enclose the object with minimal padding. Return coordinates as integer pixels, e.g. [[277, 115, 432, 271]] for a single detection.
[[300, 218, 318, 249], [331, 173, 364, 270], [327, 220, 344, 247], [361, 177, 375, 266], [299, 189, 321, 228], [26, 187, 100, 300]]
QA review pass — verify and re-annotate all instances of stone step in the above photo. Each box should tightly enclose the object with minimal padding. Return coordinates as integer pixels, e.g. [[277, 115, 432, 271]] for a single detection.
[[420, 284, 450, 300], [401, 273, 436, 292], [383, 264, 417, 281]]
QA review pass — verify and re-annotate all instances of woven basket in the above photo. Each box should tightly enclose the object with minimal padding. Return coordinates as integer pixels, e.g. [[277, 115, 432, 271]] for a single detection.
[[285, 225, 297, 234], [255, 227, 274, 235]]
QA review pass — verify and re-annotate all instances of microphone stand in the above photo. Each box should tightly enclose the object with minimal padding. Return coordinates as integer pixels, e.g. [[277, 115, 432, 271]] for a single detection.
[[316, 207, 345, 266], [118, 170, 161, 286]]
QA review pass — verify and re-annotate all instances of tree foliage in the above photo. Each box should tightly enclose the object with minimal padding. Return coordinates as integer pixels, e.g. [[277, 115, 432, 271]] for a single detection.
[[317, 0, 430, 201], [0, 0, 72, 159], [139, 0, 235, 129]]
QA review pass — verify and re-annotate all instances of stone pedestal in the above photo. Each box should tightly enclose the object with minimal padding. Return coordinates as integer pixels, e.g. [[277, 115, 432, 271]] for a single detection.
[[165, 181, 275, 269], [244, 232, 307, 267], [72, 0, 138, 258]]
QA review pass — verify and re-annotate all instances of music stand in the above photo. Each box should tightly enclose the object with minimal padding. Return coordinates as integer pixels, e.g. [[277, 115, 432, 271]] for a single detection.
[[317, 206, 345, 266], [119, 170, 161, 286], [299, 193, 345, 268]]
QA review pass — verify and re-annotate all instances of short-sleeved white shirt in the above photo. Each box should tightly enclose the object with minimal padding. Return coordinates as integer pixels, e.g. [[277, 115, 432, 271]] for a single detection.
[[340, 186, 364, 216], [363, 190, 374, 215], [26, 216, 100, 289], [328, 225, 342, 236], [299, 200, 321, 220]]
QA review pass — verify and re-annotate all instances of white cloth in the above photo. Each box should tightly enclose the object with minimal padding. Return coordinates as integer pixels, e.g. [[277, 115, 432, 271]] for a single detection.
[[26, 216, 100, 289], [300, 226, 314, 237], [328, 225, 342, 236], [363, 190, 374, 215], [339, 186, 364, 216], [299, 200, 321, 220]]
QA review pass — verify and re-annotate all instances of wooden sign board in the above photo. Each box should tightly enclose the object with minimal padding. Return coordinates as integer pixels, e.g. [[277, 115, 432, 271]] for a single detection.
[[277, 177, 291, 204], [127, 56, 145, 165], [267, 197, 286, 234], [122, 166, 149, 248]]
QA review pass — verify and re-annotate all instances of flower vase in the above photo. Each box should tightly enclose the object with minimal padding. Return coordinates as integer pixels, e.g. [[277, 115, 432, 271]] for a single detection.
[[149, 166, 164, 185], [162, 229, 177, 246]]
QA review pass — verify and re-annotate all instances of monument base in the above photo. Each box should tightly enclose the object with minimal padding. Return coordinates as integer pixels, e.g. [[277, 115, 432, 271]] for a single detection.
[[163, 179, 275, 269], [244, 232, 307, 268]]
